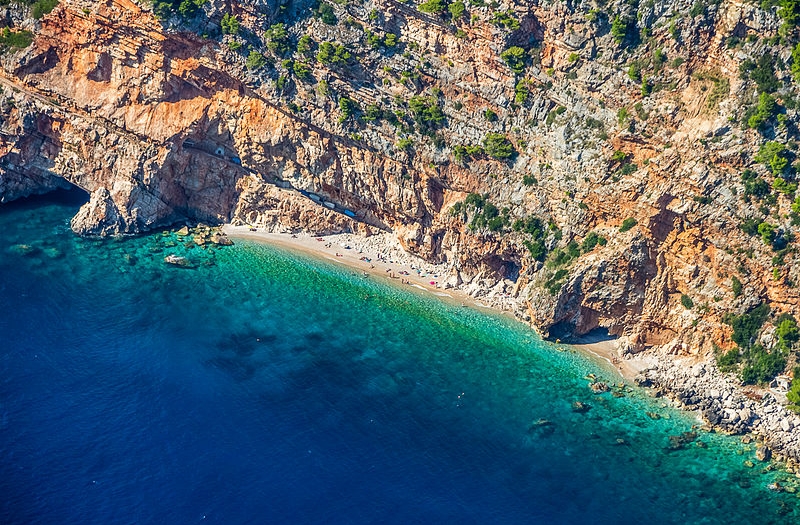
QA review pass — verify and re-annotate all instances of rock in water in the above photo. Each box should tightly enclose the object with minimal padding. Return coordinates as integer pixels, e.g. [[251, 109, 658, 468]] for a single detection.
[[590, 381, 610, 394], [164, 254, 192, 268], [571, 401, 591, 413], [756, 445, 771, 462]]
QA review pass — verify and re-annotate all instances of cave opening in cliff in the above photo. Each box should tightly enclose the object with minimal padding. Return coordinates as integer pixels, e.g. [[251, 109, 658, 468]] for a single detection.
[[0, 186, 88, 215]]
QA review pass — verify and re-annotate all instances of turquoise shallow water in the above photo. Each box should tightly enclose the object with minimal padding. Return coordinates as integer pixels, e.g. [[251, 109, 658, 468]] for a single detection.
[[1, 189, 799, 524]]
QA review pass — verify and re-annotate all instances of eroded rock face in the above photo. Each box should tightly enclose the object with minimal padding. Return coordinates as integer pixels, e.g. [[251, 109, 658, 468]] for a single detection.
[[0, 0, 798, 366]]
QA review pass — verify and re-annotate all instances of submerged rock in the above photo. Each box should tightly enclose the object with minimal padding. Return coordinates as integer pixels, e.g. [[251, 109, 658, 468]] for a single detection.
[[211, 233, 233, 246], [164, 254, 193, 268], [572, 401, 591, 413], [590, 381, 610, 394], [9, 244, 38, 256]]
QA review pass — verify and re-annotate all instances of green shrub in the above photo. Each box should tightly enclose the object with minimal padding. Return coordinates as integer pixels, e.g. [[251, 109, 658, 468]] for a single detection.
[[581, 231, 606, 252], [317, 42, 351, 65], [680, 294, 694, 309], [0, 28, 33, 49], [418, 0, 446, 14], [715, 346, 740, 374], [292, 61, 311, 79], [297, 35, 314, 55], [32, 0, 58, 19], [723, 303, 770, 349], [514, 80, 529, 104], [409, 95, 445, 129], [773, 177, 797, 195], [151, 0, 206, 20], [611, 16, 633, 45], [787, 367, 800, 412], [266, 23, 290, 56], [776, 313, 799, 351], [545, 268, 569, 295], [482, 133, 514, 159], [500, 46, 526, 74], [448, 1, 465, 18], [754, 141, 791, 176], [732, 276, 742, 297], [741, 169, 770, 200], [245, 51, 267, 70], [747, 93, 778, 131], [689, 1, 705, 17], [317, 2, 337, 24], [792, 44, 800, 83], [740, 53, 780, 94], [338, 97, 359, 123], [757, 221, 776, 245], [611, 150, 627, 162], [220, 13, 239, 35], [741, 344, 785, 385], [491, 10, 520, 30], [396, 137, 413, 150], [619, 218, 637, 232]]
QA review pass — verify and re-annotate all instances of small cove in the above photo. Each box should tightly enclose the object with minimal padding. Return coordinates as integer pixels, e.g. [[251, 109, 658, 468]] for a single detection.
[[1, 189, 798, 524]]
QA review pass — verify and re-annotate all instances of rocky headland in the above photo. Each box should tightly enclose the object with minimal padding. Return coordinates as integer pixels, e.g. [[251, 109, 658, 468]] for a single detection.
[[2, 0, 800, 462]]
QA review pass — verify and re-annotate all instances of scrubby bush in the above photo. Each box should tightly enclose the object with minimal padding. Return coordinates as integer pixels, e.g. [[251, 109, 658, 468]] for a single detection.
[[741, 344, 785, 385], [266, 23, 290, 56], [317, 42, 351, 65], [747, 93, 778, 131], [418, 0, 446, 14], [754, 141, 791, 176], [32, 0, 58, 19], [787, 367, 800, 413], [245, 51, 267, 70], [500, 46, 526, 74], [448, 1, 465, 18], [731, 276, 743, 297], [482, 133, 514, 159], [491, 10, 520, 30], [581, 231, 606, 252], [680, 294, 694, 309], [619, 217, 637, 232], [0, 28, 33, 49], [723, 303, 770, 349], [741, 169, 770, 200], [317, 2, 337, 25], [776, 313, 799, 351], [220, 13, 239, 35], [409, 95, 445, 129], [151, 0, 205, 21]]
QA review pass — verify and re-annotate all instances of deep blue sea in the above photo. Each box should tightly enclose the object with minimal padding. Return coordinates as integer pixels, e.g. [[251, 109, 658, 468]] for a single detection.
[[1, 189, 798, 524]]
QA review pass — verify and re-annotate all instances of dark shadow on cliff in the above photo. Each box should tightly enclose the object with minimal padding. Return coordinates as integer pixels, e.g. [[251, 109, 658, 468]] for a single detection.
[[564, 327, 618, 346], [0, 186, 88, 215]]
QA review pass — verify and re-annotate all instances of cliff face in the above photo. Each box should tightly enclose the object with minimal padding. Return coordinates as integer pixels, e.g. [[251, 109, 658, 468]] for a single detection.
[[1, 0, 799, 376]]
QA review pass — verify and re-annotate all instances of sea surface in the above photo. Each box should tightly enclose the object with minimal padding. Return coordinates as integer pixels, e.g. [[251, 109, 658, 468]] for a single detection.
[[1, 189, 799, 524]]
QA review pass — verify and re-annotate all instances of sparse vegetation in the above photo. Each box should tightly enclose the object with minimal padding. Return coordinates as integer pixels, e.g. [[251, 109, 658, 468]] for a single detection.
[[482, 133, 514, 159], [500, 46, 526, 74], [0, 28, 33, 50], [619, 218, 637, 232]]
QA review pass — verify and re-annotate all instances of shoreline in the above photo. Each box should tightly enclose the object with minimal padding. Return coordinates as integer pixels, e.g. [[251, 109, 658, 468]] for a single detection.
[[222, 225, 641, 381], [221, 225, 800, 468]]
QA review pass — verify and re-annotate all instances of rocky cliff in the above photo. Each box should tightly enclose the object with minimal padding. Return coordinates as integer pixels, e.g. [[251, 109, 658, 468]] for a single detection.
[[2, 0, 800, 455]]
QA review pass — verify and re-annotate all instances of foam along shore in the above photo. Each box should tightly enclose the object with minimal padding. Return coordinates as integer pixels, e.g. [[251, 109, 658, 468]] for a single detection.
[[222, 225, 645, 380]]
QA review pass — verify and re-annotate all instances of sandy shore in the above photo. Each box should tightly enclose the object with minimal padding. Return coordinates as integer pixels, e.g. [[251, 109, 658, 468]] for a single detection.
[[222, 225, 482, 308], [222, 225, 646, 381]]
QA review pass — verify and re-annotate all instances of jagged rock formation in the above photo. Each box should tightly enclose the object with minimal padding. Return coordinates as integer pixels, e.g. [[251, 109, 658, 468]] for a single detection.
[[2, 0, 800, 454]]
